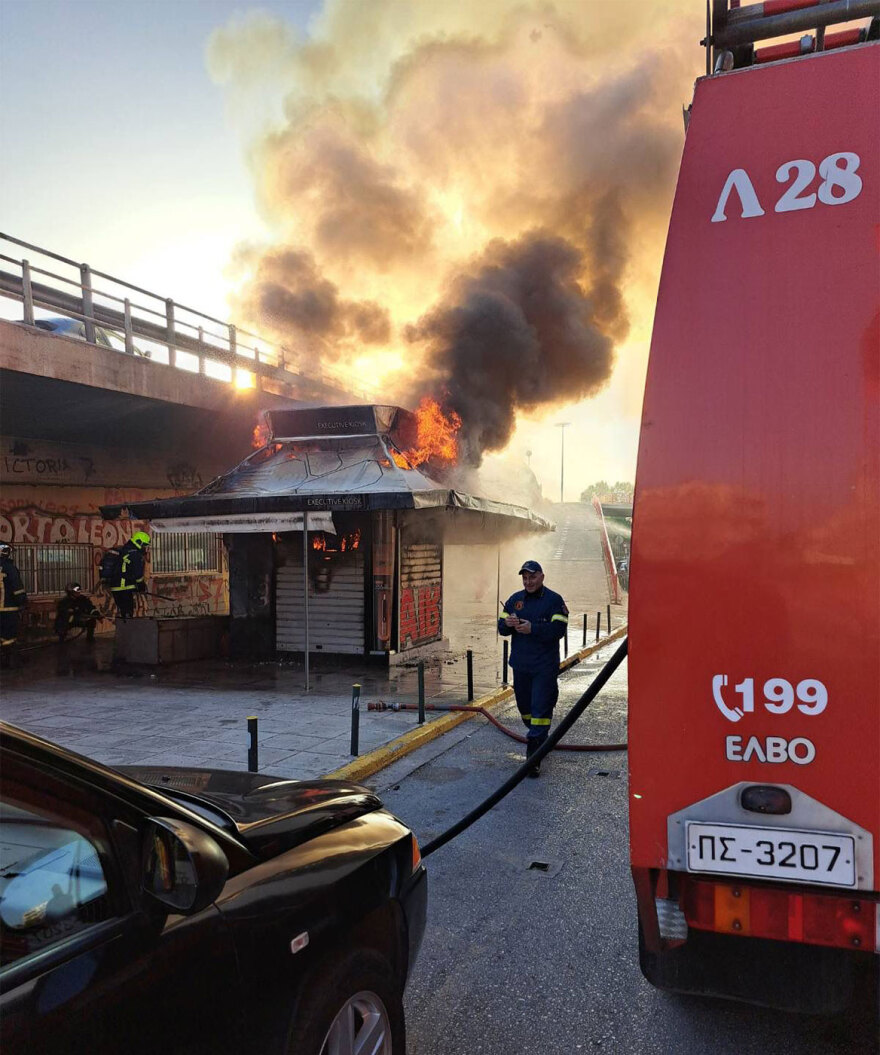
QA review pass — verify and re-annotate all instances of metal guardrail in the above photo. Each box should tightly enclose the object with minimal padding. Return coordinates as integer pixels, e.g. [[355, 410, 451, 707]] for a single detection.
[[0, 232, 381, 405]]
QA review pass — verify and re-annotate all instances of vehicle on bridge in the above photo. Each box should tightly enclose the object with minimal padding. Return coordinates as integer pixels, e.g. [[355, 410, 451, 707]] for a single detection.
[[27, 315, 151, 357], [629, 0, 879, 1013]]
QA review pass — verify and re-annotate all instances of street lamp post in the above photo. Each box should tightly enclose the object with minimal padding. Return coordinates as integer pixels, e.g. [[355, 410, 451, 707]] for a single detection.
[[554, 422, 570, 504]]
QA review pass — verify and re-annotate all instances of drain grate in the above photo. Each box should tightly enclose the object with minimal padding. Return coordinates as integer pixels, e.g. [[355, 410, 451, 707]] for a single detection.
[[524, 858, 563, 878]]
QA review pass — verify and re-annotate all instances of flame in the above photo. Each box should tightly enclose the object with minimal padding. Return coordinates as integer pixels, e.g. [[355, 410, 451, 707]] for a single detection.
[[405, 396, 461, 468], [391, 450, 411, 470], [252, 419, 270, 448], [340, 529, 361, 551], [311, 530, 361, 552]]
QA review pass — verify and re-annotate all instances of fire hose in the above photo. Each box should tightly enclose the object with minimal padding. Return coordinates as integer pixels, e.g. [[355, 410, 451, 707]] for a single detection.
[[368, 700, 627, 752], [15, 590, 189, 652], [421, 636, 628, 858]]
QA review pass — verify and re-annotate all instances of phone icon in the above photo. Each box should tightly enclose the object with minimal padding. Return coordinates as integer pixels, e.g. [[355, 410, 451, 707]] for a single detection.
[[712, 674, 743, 722]]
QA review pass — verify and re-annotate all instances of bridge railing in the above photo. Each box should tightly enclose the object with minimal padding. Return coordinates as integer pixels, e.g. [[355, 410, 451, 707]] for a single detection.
[[0, 232, 380, 405]]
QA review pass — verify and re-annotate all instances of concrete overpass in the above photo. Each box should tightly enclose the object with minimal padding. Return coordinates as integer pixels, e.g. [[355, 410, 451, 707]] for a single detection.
[[0, 235, 370, 635], [0, 318, 309, 464]]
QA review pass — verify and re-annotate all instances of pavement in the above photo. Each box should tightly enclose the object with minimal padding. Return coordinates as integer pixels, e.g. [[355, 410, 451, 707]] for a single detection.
[[2, 509, 625, 782], [0, 608, 627, 782]]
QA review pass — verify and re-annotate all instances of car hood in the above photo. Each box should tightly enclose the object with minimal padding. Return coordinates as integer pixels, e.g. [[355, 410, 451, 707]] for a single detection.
[[118, 766, 382, 858]]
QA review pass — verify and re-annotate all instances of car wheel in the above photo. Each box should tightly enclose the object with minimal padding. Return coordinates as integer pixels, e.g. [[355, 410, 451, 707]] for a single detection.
[[287, 948, 405, 1055]]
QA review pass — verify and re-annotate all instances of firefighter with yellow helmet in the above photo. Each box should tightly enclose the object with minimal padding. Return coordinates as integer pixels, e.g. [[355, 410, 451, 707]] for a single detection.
[[103, 531, 151, 620]]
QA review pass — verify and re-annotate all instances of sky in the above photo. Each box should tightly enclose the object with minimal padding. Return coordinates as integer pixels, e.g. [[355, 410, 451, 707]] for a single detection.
[[0, 0, 707, 501]]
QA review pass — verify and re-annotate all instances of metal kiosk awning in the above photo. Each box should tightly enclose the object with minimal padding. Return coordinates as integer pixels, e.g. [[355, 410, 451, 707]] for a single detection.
[[100, 405, 553, 684]]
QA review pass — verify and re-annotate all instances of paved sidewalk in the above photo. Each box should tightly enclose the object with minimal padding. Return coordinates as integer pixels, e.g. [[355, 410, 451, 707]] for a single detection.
[[1, 589, 627, 782], [0, 634, 516, 780]]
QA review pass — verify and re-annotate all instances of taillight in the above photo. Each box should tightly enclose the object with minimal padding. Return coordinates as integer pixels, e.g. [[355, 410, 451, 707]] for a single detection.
[[681, 878, 876, 951], [411, 834, 422, 872]]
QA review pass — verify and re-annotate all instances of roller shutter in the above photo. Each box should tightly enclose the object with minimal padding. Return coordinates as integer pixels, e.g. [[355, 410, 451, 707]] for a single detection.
[[398, 542, 443, 650], [276, 552, 365, 655]]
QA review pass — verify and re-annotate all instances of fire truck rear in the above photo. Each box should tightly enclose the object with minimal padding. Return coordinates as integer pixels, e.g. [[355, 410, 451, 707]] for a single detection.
[[629, 0, 880, 1011]]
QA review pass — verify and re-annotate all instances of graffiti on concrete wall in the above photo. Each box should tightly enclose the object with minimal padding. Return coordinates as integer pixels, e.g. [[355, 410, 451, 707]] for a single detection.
[[166, 462, 203, 490], [3, 447, 97, 483], [0, 506, 146, 548], [1, 491, 228, 634], [2, 437, 216, 493], [146, 575, 226, 618]]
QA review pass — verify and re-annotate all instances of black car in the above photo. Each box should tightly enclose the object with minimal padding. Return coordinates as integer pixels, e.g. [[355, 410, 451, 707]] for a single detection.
[[0, 722, 426, 1054]]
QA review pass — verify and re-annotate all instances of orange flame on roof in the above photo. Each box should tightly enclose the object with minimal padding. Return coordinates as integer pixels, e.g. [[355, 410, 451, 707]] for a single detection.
[[252, 419, 270, 449], [312, 534, 326, 551], [405, 396, 461, 468]]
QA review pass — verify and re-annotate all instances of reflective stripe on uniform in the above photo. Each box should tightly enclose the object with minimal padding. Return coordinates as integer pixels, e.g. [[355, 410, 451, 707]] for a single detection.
[[551, 614, 568, 623], [110, 585, 136, 592], [1, 638, 16, 646], [0, 606, 20, 613], [531, 717, 552, 726]]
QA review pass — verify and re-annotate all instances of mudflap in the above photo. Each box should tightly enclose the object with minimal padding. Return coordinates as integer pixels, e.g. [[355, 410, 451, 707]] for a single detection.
[[636, 911, 859, 1015]]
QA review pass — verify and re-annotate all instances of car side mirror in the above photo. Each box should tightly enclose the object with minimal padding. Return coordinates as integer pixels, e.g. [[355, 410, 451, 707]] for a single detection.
[[142, 817, 229, 915]]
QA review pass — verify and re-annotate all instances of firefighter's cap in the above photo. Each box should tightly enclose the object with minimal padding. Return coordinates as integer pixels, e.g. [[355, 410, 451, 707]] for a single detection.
[[518, 560, 543, 574]]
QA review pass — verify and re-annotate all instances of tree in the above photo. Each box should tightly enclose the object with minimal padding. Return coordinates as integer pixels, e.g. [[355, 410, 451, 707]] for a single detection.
[[579, 480, 610, 501], [580, 480, 633, 502]]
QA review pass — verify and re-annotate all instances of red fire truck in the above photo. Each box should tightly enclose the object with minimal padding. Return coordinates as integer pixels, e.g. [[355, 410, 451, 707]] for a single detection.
[[629, 1, 879, 1011]]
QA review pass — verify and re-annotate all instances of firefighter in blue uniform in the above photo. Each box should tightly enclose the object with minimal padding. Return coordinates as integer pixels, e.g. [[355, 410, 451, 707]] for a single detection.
[[498, 560, 568, 777], [0, 543, 28, 668]]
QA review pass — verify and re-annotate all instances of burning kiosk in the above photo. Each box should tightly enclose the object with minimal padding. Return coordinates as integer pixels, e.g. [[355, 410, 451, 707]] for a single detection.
[[101, 405, 551, 666]]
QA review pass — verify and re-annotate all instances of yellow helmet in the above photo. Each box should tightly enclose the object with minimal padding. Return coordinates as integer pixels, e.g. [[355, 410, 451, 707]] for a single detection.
[[131, 531, 151, 548]]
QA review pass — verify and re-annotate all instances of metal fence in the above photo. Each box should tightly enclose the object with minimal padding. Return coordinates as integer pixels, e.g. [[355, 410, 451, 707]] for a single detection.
[[0, 232, 380, 405], [15, 543, 94, 595], [151, 532, 224, 575]]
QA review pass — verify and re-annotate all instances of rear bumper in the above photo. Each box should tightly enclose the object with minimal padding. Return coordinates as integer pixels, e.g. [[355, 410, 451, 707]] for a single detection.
[[634, 867, 877, 1013]]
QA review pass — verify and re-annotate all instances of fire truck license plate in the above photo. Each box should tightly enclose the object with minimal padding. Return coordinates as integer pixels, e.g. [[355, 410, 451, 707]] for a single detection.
[[685, 823, 856, 886]]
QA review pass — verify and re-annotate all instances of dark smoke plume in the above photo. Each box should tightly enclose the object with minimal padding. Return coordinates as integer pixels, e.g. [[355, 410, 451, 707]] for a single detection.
[[405, 226, 624, 462], [232, 245, 390, 356], [210, 3, 695, 462]]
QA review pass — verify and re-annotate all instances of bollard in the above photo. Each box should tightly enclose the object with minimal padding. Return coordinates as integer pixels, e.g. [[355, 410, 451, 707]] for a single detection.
[[247, 716, 258, 773], [582, 613, 588, 648], [466, 649, 474, 702], [350, 684, 361, 756], [417, 662, 425, 724], [607, 604, 611, 635], [596, 611, 601, 642], [502, 639, 509, 686]]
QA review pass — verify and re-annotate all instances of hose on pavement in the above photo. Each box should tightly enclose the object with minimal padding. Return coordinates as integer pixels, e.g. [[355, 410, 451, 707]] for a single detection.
[[421, 636, 628, 858]]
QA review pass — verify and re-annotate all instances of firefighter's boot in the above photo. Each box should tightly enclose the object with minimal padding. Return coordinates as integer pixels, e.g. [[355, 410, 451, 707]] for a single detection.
[[526, 738, 541, 778]]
